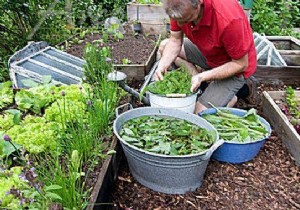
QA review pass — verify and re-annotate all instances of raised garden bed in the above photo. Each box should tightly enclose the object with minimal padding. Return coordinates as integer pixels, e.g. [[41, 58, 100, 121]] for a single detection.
[[127, 1, 169, 35], [62, 26, 160, 80], [262, 90, 300, 166], [86, 137, 123, 210], [0, 42, 125, 209], [266, 36, 300, 66], [254, 36, 300, 84]]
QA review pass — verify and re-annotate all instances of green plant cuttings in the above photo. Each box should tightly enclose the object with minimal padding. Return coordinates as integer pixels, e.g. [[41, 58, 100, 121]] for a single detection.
[[120, 116, 215, 155], [201, 108, 269, 143], [146, 66, 192, 96]]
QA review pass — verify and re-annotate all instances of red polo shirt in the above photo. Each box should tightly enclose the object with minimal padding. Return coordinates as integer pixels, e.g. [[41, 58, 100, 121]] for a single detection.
[[170, 0, 256, 78]]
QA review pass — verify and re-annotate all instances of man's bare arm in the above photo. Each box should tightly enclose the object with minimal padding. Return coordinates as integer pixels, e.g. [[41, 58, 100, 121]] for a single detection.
[[191, 53, 249, 92], [155, 30, 183, 80]]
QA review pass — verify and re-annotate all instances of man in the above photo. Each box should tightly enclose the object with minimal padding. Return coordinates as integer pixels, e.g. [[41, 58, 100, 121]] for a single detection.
[[155, 0, 257, 114]]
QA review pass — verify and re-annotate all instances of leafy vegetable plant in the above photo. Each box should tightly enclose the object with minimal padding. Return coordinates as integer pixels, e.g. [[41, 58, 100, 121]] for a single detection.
[[147, 66, 192, 96], [201, 108, 269, 143], [0, 81, 13, 109], [284, 86, 300, 134], [120, 116, 215, 155]]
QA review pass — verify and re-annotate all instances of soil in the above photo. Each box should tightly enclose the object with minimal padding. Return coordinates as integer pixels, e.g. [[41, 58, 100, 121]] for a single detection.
[[62, 30, 300, 209], [64, 25, 158, 64]]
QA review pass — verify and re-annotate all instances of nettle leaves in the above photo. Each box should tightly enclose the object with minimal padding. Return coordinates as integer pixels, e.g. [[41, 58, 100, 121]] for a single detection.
[[120, 116, 215, 155], [147, 66, 192, 96], [202, 108, 269, 143]]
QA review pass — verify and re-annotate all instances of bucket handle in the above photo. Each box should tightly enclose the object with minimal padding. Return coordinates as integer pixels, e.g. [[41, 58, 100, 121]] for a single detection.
[[200, 139, 224, 161], [115, 103, 133, 117]]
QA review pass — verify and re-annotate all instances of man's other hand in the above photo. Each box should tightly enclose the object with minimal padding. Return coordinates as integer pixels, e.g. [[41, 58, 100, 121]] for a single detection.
[[154, 69, 165, 81], [190, 74, 203, 92]]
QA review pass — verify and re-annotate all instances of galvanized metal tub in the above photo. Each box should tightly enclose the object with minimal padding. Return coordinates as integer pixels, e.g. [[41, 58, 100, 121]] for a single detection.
[[148, 91, 198, 113], [113, 105, 223, 194]]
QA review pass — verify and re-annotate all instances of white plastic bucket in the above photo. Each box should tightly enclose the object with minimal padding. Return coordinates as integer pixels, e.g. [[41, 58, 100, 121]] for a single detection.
[[148, 92, 197, 113]]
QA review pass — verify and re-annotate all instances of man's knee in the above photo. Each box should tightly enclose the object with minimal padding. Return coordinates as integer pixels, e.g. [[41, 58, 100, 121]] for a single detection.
[[194, 101, 207, 114]]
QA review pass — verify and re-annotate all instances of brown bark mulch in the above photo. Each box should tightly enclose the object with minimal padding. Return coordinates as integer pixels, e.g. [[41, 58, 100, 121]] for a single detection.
[[112, 132, 299, 210]]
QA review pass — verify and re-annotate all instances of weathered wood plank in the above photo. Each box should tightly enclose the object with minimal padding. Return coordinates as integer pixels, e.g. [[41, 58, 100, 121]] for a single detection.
[[141, 23, 167, 35], [127, 2, 168, 23], [255, 66, 300, 85], [281, 54, 300, 66], [266, 36, 300, 50], [262, 91, 300, 166], [87, 136, 124, 210], [127, 2, 169, 34], [113, 39, 159, 80]]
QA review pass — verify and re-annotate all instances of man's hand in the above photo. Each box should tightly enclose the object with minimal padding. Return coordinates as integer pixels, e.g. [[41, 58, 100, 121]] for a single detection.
[[154, 68, 167, 81], [190, 73, 204, 92]]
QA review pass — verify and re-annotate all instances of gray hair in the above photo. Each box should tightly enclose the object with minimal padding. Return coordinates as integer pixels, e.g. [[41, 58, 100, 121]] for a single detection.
[[162, 0, 199, 19]]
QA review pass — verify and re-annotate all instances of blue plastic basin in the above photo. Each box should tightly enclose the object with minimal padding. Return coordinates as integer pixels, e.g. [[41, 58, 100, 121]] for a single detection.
[[199, 108, 272, 164]]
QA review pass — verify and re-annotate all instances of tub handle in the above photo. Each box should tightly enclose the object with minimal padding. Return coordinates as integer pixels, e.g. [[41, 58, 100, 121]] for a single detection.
[[200, 139, 224, 161], [115, 103, 133, 117]]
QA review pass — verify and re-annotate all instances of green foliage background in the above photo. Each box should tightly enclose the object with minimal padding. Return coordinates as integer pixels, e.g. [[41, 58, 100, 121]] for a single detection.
[[251, 0, 300, 37], [0, 0, 129, 82]]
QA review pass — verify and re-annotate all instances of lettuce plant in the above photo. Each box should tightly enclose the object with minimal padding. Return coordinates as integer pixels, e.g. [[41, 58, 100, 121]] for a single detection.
[[6, 116, 59, 154], [0, 81, 13, 109]]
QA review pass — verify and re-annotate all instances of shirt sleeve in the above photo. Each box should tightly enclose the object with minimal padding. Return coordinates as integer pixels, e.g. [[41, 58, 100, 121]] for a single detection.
[[221, 18, 252, 60], [170, 19, 181, 31]]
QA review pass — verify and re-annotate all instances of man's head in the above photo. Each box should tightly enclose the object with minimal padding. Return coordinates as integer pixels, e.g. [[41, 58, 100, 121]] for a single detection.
[[162, 0, 202, 25]]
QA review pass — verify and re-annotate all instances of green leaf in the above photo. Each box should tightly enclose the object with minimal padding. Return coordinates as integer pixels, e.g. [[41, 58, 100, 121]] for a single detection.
[[107, 150, 116, 155], [3, 141, 22, 157], [158, 142, 171, 155], [122, 135, 138, 142], [45, 192, 62, 201], [21, 79, 39, 88], [124, 128, 134, 136], [5, 109, 21, 125], [42, 75, 52, 84], [0, 141, 3, 157], [45, 184, 63, 191]]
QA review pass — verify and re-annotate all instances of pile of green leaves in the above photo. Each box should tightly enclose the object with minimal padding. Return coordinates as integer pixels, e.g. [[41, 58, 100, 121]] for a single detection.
[[147, 66, 192, 96], [120, 116, 215, 155], [202, 108, 269, 143], [0, 81, 14, 109]]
